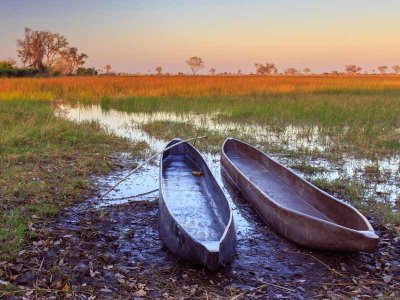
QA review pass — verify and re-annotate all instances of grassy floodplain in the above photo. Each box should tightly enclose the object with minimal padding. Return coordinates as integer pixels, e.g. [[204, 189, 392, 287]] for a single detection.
[[0, 100, 139, 259], [1, 75, 399, 258], [1, 75, 399, 156]]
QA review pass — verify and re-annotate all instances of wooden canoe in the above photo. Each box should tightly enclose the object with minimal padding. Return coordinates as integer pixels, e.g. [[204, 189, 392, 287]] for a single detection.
[[159, 139, 236, 271], [221, 138, 378, 252]]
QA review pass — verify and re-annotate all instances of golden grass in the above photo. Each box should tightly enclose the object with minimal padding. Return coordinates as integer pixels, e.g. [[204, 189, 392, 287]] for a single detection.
[[1, 75, 400, 101]]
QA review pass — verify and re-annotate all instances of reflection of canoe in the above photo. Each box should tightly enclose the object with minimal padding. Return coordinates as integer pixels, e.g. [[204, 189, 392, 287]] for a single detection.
[[159, 139, 236, 271], [221, 138, 378, 252]]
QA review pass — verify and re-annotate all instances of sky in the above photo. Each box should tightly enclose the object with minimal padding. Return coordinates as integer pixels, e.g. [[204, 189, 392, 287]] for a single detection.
[[0, 0, 399, 74]]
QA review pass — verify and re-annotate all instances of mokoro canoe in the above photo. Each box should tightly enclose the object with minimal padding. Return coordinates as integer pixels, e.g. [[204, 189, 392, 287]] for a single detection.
[[221, 138, 378, 252], [159, 139, 236, 271]]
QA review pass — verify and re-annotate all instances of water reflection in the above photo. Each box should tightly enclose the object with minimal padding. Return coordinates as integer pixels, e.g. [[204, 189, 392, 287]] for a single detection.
[[60, 104, 399, 207]]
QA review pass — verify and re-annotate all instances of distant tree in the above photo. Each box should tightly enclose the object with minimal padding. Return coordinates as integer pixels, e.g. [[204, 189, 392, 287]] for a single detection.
[[237, 69, 242, 75], [104, 64, 111, 75], [43, 31, 69, 70], [303, 68, 311, 75], [377, 65, 388, 74], [76, 67, 98, 76], [186, 57, 204, 75], [17, 28, 46, 71], [59, 47, 88, 75], [254, 63, 277, 75], [17, 27, 86, 74], [209, 68, 216, 75], [345, 65, 362, 75], [155, 66, 162, 75], [284, 68, 299, 75], [393, 65, 400, 74], [331, 70, 340, 75], [0, 58, 17, 69]]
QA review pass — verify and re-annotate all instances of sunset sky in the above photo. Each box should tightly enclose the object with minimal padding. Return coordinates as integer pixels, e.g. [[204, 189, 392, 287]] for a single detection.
[[1, 0, 399, 74]]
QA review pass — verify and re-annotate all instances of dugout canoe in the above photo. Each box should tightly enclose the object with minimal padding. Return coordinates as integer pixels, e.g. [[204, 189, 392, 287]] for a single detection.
[[159, 139, 236, 271], [221, 138, 378, 252]]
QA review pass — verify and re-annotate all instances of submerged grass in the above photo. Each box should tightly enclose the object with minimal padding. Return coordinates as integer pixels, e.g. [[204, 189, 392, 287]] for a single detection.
[[290, 162, 327, 174], [139, 120, 226, 153], [311, 178, 400, 226], [106, 92, 400, 156], [0, 100, 133, 259]]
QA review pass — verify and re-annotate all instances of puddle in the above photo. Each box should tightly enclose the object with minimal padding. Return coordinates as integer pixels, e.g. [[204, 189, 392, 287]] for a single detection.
[[60, 104, 399, 206]]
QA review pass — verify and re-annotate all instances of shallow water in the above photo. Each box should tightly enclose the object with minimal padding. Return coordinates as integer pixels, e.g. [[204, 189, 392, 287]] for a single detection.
[[60, 104, 399, 215]]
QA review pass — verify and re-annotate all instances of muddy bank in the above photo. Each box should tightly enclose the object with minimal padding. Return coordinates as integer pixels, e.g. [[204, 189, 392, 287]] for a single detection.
[[1, 169, 399, 299]]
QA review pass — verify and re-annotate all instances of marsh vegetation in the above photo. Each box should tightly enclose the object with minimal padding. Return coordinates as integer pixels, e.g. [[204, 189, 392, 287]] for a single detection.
[[1, 76, 399, 298]]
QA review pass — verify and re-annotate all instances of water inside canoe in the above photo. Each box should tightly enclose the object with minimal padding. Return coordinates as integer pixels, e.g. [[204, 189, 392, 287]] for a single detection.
[[162, 154, 226, 250]]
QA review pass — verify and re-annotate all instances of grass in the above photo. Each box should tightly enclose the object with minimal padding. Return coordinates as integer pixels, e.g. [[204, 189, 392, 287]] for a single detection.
[[1, 76, 399, 156], [0, 100, 134, 260], [0, 75, 398, 248], [311, 178, 400, 226], [139, 120, 230, 153], [311, 178, 365, 205], [1, 75, 400, 100], [107, 92, 400, 156], [290, 162, 327, 174]]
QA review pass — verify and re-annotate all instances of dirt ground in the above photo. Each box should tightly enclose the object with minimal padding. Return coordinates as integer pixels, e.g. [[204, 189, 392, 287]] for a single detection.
[[1, 168, 399, 300]]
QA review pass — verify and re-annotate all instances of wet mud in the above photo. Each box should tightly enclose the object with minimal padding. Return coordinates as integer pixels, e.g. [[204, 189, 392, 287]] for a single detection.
[[2, 166, 399, 299]]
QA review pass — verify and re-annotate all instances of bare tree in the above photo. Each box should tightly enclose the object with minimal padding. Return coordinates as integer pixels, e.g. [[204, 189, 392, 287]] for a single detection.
[[377, 65, 388, 74], [155, 66, 162, 75], [43, 32, 69, 69], [254, 63, 277, 75], [186, 57, 204, 75], [58, 47, 88, 75], [209, 68, 216, 75], [345, 65, 362, 75], [104, 64, 111, 75], [303, 68, 311, 75], [17, 27, 46, 71], [393, 65, 400, 74], [17, 27, 85, 73]]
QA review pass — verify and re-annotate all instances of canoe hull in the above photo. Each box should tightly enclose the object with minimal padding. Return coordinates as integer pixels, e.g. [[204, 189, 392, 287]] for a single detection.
[[221, 138, 378, 252], [159, 139, 236, 271], [159, 193, 236, 270]]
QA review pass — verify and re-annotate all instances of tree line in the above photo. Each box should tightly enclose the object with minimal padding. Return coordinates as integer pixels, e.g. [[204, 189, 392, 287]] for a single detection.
[[1, 28, 400, 77], [0, 27, 95, 77]]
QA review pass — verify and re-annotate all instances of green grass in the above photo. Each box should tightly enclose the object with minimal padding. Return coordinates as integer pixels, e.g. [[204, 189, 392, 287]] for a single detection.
[[97, 91, 400, 156], [290, 162, 327, 174], [311, 178, 400, 226], [0, 100, 134, 260], [311, 178, 365, 205], [139, 120, 227, 153]]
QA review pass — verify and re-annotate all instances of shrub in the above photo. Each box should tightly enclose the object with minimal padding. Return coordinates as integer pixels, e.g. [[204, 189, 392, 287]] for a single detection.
[[0, 68, 40, 78]]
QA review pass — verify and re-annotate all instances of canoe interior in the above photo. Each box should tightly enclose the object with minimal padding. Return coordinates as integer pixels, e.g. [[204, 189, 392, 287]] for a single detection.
[[224, 139, 370, 231], [162, 141, 230, 251]]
